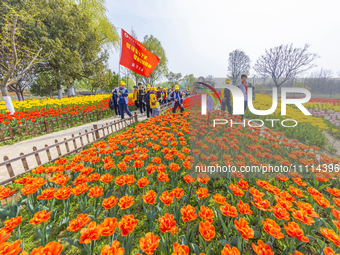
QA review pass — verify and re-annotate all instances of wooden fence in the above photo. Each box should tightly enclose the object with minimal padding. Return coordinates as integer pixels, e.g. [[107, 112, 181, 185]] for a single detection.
[[0, 109, 118, 142], [0, 102, 173, 185]]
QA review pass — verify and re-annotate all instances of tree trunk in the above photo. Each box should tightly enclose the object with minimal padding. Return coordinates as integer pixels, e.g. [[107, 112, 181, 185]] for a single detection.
[[15, 90, 22, 101], [0, 86, 15, 114], [20, 90, 24, 101], [67, 86, 75, 97], [57, 83, 62, 99]]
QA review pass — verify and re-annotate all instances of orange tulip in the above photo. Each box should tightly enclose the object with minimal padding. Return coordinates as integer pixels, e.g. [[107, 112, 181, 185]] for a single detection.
[[324, 247, 340, 255], [199, 205, 214, 223], [102, 196, 119, 210], [169, 163, 180, 172], [37, 187, 57, 200], [213, 194, 228, 205], [196, 187, 210, 199], [220, 204, 238, 218], [294, 201, 319, 217], [159, 213, 176, 233], [101, 240, 124, 255], [314, 194, 334, 208], [181, 205, 198, 222], [262, 218, 284, 239], [171, 242, 189, 255], [172, 187, 184, 199], [320, 228, 340, 248], [333, 209, 340, 220], [139, 232, 159, 255], [142, 190, 157, 205], [291, 209, 315, 225], [67, 214, 91, 232], [234, 218, 254, 241], [221, 244, 240, 255], [199, 221, 215, 241], [30, 242, 63, 255], [251, 199, 271, 211], [118, 215, 138, 236], [289, 186, 304, 197], [283, 222, 309, 242], [289, 251, 304, 255], [326, 187, 340, 198], [229, 184, 244, 197], [29, 210, 52, 225], [125, 175, 136, 185], [2, 216, 22, 234], [88, 186, 103, 198], [100, 217, 118, 236], [79, 221, 101, 244], [237, 201, 253, 215], [54, 186, 72, 200], [159, 191, 175, 206], [118, 195, 135, 210], [0, 239, 22, 255], [136, 177, 150, 188], [251, 240, 274, 255], [183, 174, 195, 184], [100, 173, 113, 184], [334, 198, 340, 208], [157, 172, 170, 183]]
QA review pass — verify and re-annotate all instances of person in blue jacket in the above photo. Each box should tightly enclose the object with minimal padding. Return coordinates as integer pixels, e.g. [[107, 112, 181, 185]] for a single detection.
[[111, 89, 120, 117], [113, 81, 132, 119], [170, 85, 184, 113]]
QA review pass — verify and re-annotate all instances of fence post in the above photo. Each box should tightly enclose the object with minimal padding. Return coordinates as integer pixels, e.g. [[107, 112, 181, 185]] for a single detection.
[[97, 111, 100, 121], [45, 145, 52, 162], [93, 124, 100, 140], [79, 133, 84, 147], [72, 134, 77, 150], [64, 138, 70, 153], [3, 156, 15, 178], [44, 119, 50, 134], [33, 146, 42, 166], [20, 153, 29, 171], [55, 139, 62, 156]]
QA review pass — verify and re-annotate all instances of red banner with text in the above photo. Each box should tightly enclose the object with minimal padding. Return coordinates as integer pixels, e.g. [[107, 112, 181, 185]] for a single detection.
[[119, 29, 160, 77]]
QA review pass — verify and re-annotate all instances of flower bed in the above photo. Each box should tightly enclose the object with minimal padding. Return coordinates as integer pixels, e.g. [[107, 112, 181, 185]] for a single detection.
[[0, 100, 340, 255], [0, 95, 135, 143]]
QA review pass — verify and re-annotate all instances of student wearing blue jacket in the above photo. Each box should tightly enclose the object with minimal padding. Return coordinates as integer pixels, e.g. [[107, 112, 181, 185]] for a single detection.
[[113, 81, 132, 119]]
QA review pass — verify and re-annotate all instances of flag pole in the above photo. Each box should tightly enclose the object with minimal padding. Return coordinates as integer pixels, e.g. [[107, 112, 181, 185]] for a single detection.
[[118, 28, 123, 88]]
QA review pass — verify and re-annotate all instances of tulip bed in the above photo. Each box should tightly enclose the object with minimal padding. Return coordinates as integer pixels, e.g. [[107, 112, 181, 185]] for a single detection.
[[245, 94, 328, 147], [1, 97, 340, 255], [0, 95, 135, 144], [304, 101, 340, 139]]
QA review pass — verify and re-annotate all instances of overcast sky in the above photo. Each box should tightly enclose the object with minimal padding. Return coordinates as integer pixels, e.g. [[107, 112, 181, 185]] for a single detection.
[[106, 0, 340, 79]]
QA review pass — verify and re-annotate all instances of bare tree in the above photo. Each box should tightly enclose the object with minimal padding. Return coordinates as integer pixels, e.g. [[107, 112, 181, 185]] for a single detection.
[[0, 15, 42, 114], [227, 49, 250, 85], [302, 68, 339, 96], [166, 71, 182, 87], [253, 44, 319, 88]]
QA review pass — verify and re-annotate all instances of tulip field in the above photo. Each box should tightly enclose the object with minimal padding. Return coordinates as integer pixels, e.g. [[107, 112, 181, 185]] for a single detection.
[[0, 95, 135, 127], [0, 95, 340, 255], [0, 95, 135, 143]]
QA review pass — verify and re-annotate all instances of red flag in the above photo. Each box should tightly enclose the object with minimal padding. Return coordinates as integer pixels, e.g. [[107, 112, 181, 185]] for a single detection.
[[119, 29, 160, 77]]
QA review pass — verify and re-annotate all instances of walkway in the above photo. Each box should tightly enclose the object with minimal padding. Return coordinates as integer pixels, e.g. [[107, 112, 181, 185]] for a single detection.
[[0, 111, 149, 183]]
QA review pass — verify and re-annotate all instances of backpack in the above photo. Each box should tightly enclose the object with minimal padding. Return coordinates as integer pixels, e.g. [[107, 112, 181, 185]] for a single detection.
[[109, 98, 115, 110]]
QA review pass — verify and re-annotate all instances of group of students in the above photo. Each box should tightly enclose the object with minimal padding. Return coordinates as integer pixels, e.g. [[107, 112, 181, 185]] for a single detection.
[[111, 81, 188, 120]]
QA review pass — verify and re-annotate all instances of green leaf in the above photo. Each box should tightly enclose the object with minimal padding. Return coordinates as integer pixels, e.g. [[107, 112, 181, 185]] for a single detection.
[[15, 226, 21, 240], [45, 221, 55, 239], [36, 228, 44, 240], [190, 243, 202, 255]]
